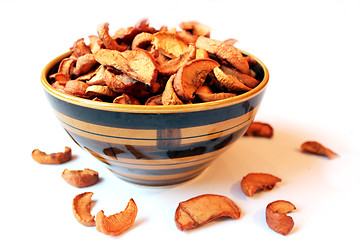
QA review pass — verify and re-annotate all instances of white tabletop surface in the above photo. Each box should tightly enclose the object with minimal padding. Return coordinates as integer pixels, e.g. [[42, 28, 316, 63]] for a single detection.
[[1, 0, 359, 239]]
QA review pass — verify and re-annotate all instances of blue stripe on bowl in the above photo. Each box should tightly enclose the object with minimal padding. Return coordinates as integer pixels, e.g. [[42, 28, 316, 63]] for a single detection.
[[65, 126, 246, 160], [45, 91, 264, 129]]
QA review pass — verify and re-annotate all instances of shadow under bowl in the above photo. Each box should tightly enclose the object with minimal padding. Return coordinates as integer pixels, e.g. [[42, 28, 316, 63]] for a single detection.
[[41, 50, 269, 186]]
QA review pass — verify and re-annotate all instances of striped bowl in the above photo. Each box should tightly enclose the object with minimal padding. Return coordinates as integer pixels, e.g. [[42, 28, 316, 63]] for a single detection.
[[41, 51, 269, 186]]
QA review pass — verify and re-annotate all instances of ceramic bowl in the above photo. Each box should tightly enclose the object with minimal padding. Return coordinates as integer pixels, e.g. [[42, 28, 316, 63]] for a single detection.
[[41, 50, 269, 186]]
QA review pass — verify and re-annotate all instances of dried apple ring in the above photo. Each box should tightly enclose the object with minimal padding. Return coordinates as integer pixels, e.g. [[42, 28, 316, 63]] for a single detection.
[[157, 44, 196, 76], [85, 85, 118, 98], [179, 21, 211, 37], [213, 67, 252, 93], [162, 74, 183, 105], [173, 58, 219, 102], [175, 194, 241, 231], [113, 94, 141, 105], [94, 48, 158, 87], [301, 141, 338, 159], [73, 53, 98, 77], [152, 32, 189, 58], [31, 147, 72, 164], [241, 173, 281, 197], [72, 192, 96, 227], [131, 32, 154, 49], [96, 198, 138, 236], [63, 80, 90, 98], [145, 94, 163, 105], [244, 122, 274, 138], [196, 85, 236, 102], [266, 200, 296, 235], [196, 36, 249, 74], [72, 38, 91, 58], [62, 168, 99, 188], [97, 22, 128, 52], [220, 65, 259, 88]]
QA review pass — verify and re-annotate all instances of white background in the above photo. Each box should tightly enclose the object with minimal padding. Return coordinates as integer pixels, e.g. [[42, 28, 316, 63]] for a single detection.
[[1, 0, 359, 239]]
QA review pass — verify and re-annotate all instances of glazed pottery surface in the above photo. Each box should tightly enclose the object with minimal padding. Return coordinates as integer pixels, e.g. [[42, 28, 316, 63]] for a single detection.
[[41, 50, 269, 185]]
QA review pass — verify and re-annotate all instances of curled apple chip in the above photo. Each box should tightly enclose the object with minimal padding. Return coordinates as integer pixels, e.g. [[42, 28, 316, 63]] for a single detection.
[[72, 38, 92, 58], [62, 168, 99, 188], [85, 85, 118, 98], [113, 93, 141, 105], [301, 141, 338, 159], [73, 53, 98, 77], [241, 173, 281, 197], [152, 32, 189, 58], [97, 22, 127, 52], [220, 65, 259, 88], [179, 21, 211, 38], [162, 74, 183, 105], [244, 122, 274, 138], [31, 147, 72, 164], [175, 194, 241, 231], [195, 36, 249, 74], [131, 32, 154, 49], [72, 192, 96, 227], [94, 48, 158, 87], [213, 67, 252, 93], [266, 200, 296, 235], [196, 85, 236, 102], [96, 198, 138, 236], [157, 44, 196, 76], [145, 94, 163, 105], [173, 58, 219, 102], [63, 80, 90, 98]]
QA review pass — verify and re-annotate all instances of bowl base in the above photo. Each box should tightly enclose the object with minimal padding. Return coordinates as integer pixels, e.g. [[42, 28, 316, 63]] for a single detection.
[[108, 168, 206, 186]]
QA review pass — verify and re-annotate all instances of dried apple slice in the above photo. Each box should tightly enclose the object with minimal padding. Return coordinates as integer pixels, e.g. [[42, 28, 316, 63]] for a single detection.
[[196, 36, 249, 74], [96, 198, 138, 236], [145, 94, 163, 105], [175, 194, 241, 231], [88, 35, 104, 54], [157, 44, 196, 76], [113, 94, 141, 105], [62, 168, 99, 188], [63, 80, 90, 98], [162, 75, 183, 105], [152, 32, 189, 58], [56, 57, 76, 78], [72, 192, 96, 227], [72, 38, 92, 58], [213, 67, 252, 93], [195, 48, 209, 59], [31, 147, 72, 164], [131, 32, 154, 49], [244, 122, 274, 138], [50, 72, 70, 85], [301, 141, 338, 159], [179, 21, 211, 37], [220, 65, 259, 88], [120, 48, 158, 86], [241, 173, 281, 197], [173, 58, 219, 102], [73, 53, 98, 77], [86, 65, 107, 86], [266, 200, 296, 235], [85, 85, 118, 98], [94, 48, 158, 87], [97, 22, 128, 52], [196, 85, 236, 102]]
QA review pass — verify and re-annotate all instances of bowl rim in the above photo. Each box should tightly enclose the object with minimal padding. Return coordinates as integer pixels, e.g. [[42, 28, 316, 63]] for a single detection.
[[41, 49, 269, 114]]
